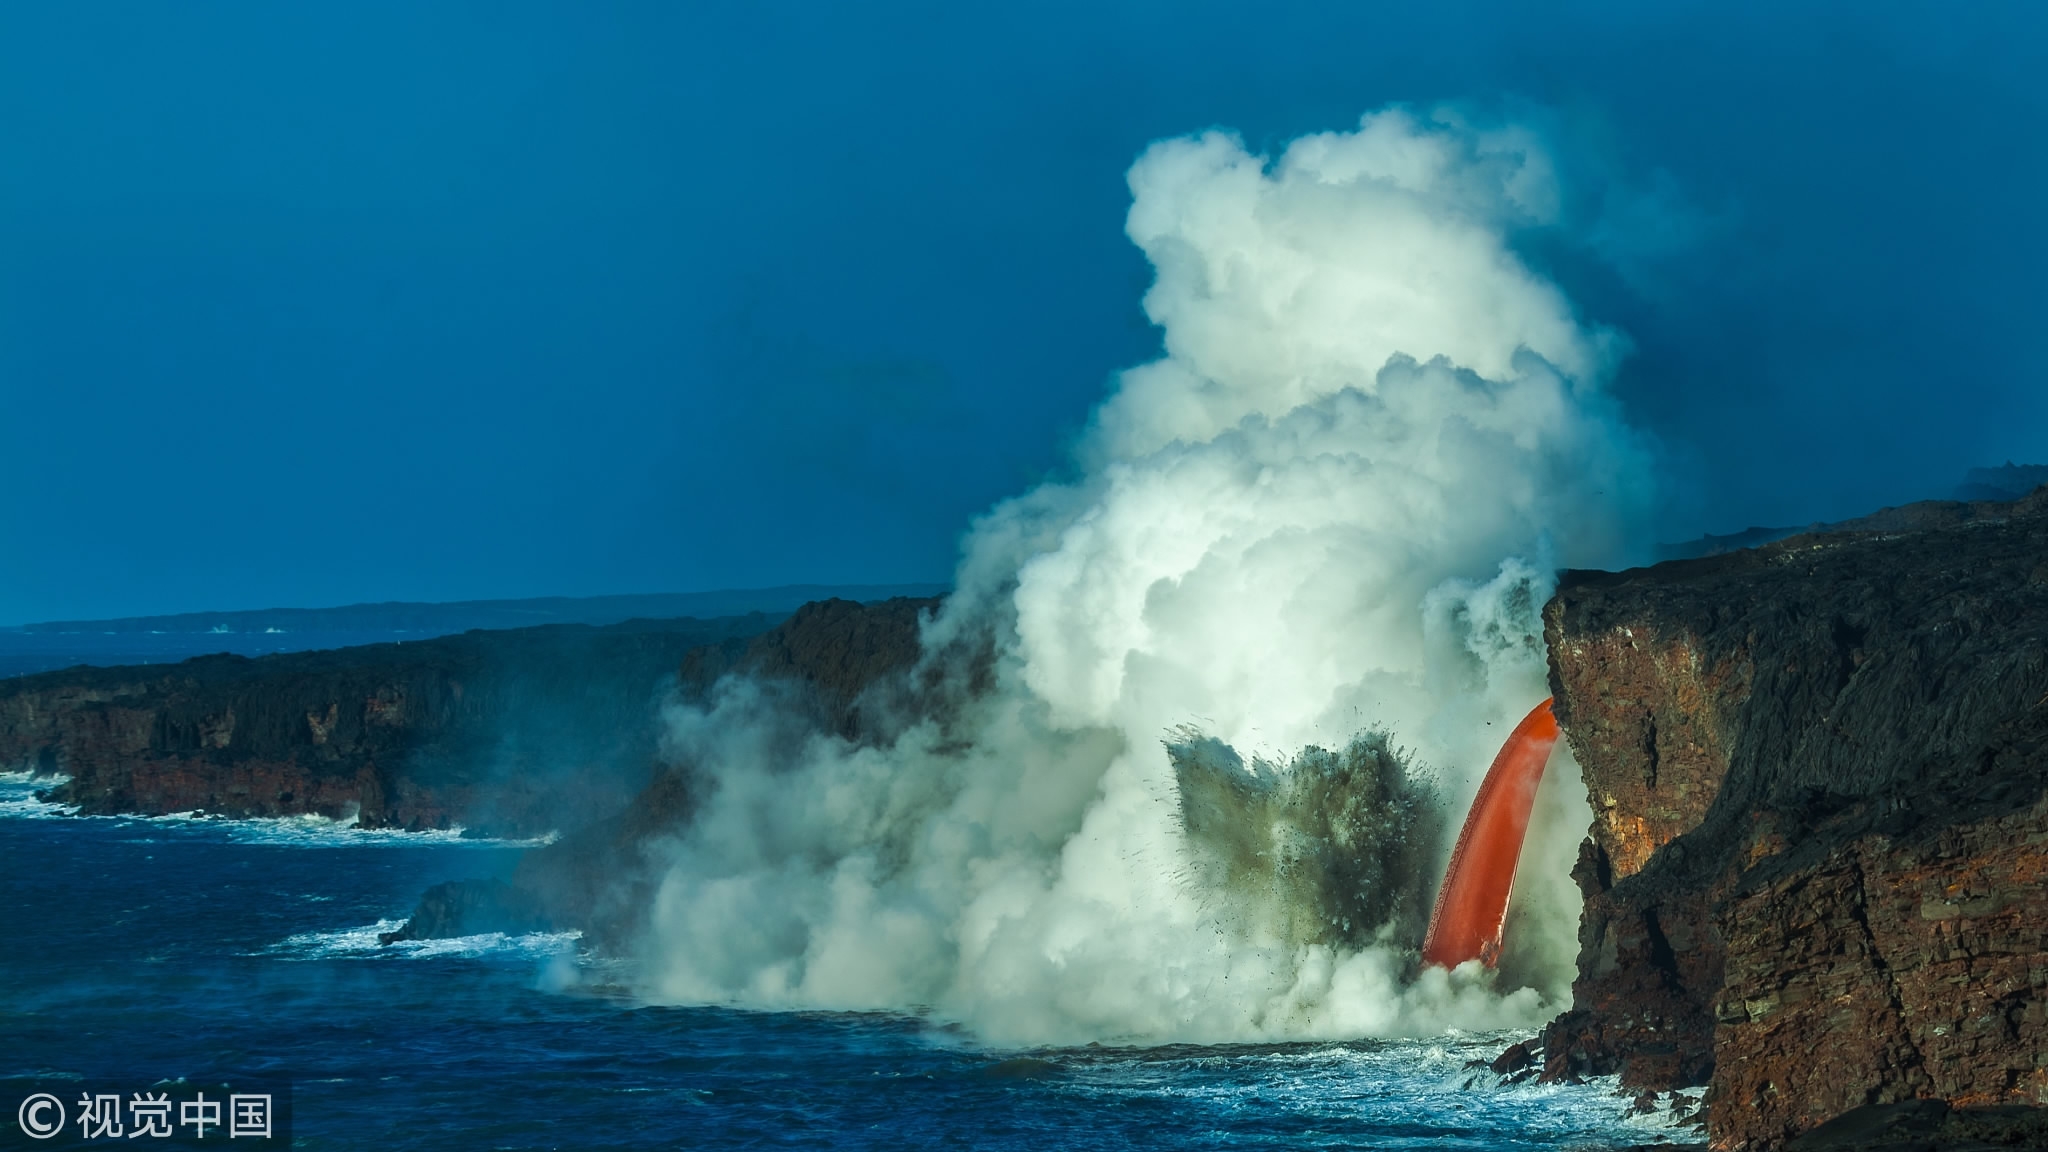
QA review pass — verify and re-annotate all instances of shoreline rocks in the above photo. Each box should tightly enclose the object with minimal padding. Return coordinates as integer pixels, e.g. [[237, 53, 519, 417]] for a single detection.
[[387, 597, 946, 952], [378, 878, 555, 944], [1540, 488, 2048, 1148], [20, 493, 2046, 1148], [0, 613, 780, 835]]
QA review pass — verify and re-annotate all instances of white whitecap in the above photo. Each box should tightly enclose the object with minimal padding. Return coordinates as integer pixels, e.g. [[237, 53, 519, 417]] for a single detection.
[[0, 772, 556, 848], [264, 919, 583, 961], [0, 772, 78, 819], [1053, 1032, 1692, 1145]]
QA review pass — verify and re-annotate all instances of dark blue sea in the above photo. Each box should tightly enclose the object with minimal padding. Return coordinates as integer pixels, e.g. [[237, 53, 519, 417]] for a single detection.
[[2, 775, 1691, 1150]]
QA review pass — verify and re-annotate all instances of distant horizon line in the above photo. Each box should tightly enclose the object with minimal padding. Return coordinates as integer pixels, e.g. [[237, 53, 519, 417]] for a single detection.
[[5, 581, 954, 633]]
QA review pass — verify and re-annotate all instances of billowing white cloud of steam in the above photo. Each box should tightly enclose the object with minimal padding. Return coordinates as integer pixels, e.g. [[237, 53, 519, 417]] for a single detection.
[[642, 105, 1652, 1045]]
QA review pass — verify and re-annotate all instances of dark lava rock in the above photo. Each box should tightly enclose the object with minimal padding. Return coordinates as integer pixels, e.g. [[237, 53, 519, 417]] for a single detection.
[[378, 879, 553, 944], [1540, 487, 2048, 1148], [678, 596, 943, 739], [1489, 1039, 1538, 1077], [1783, 1099, 2048, 1151], [0, 613, 779, 835], [381, 597, 947, 952]]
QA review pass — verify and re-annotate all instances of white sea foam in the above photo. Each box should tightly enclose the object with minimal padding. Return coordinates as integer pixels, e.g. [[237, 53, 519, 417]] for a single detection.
[[208, 814, 557, 850], [0, 772, 77, 818], [1055, 1033, 1694, 1145], [638, 105, 1657, 1046], [0, 773, 553, 848], [265, 919, 583, 961]]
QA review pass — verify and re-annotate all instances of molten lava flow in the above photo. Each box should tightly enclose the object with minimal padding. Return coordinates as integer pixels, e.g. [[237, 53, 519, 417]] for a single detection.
[[1421, 698, 1560, 968]]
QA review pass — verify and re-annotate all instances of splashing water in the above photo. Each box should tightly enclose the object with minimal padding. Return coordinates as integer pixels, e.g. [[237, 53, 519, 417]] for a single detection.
[[637, 105, 1653, 1045], [1169, 730, 1441, 955]]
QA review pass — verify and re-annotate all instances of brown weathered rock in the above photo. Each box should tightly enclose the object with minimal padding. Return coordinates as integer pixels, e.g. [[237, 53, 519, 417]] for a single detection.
[[1541, 487, 2048, 1148], [1714, 797, 2048, 1145], [1490, 1039, 1538, 1076], [0, 614, 776, 834], [1547, 613, 1748, 883], [1781, 1098, 2048, 1151]]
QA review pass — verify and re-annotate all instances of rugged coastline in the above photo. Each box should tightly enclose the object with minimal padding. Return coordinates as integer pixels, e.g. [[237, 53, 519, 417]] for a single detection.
[[0, 612, 781, 835], [1542, 488, 2048, 1148], [11, 500, 2048, 1147], [380, 595, 945, 949], [391, 488, 2048, 1148]]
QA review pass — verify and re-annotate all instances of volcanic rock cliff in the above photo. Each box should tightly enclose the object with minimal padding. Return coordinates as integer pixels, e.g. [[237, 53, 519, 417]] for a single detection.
[[0, 614, 777, 835], [382, 596, 943, 948], [1540, 489, 2048, 1149]]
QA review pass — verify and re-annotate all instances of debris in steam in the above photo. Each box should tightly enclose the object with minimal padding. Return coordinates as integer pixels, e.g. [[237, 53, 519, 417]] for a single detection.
[[1169, 729, 1443, 953]]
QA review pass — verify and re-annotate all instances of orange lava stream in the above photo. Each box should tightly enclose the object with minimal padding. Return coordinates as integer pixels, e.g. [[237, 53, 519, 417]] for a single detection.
[[1420, 698, 1560, 969]]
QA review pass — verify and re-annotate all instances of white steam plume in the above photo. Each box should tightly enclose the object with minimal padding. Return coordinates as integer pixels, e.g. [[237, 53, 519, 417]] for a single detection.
[[641, 106, 1651, 1045]]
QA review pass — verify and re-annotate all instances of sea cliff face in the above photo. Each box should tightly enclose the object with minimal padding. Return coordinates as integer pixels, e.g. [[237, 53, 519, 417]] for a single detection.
[[27, 512, 2045, 1148], [0, 614, 777, 835], [384, 597, 946, 949], [1541, 489, 2048, 1149]]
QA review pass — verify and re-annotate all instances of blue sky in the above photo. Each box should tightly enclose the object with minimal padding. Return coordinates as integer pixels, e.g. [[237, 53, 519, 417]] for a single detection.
[[3, 1, 2043, 623]]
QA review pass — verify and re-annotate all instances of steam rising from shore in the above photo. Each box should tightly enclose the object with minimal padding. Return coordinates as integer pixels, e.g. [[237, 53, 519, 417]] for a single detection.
[[643, 106, 1650, 1044]]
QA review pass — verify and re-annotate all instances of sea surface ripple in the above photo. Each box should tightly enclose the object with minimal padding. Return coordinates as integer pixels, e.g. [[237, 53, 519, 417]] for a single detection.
[[1, 775, 1688, 1149]]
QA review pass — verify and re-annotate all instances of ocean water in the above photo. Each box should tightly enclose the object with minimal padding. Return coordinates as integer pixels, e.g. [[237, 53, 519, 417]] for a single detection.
[[1, 774, 1692, 1150]]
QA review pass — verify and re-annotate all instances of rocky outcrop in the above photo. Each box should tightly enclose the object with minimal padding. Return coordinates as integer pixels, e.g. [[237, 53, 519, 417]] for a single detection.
[[1541, 489, 2048, 1148], [1781, 1099, 2048, 1151], [1, 614, 778, 834], [376, 879, 553, 944], [677, 596, 938, 739], [1714, 799, 2048, 1140], [387, 597, 943, 948]]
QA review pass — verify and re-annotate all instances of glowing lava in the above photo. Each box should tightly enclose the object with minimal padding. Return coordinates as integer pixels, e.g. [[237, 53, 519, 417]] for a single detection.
[[1421, 698, 1560, 968]]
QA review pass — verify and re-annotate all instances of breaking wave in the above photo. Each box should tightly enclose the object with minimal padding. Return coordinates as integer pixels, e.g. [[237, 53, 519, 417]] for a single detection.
[[628, 104, 1651, 1045], [265, 919, 583, 961], [0, 774, 551, 848]]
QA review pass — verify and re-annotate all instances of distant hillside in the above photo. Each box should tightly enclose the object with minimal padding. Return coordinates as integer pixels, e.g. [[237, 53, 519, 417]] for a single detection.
[[1954, 461, 2048, 502], [14, 584, 949, 635], [1658, 464, 2047, 561], [0, 584, 951, 680]]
